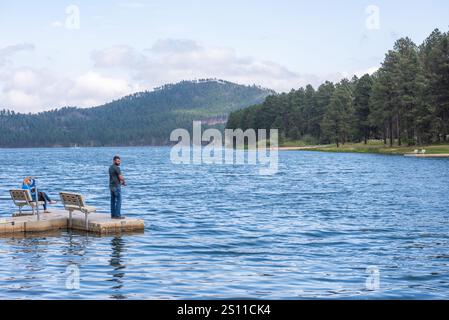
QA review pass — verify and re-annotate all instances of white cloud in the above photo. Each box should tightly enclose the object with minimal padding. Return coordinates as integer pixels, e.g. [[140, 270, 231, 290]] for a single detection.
[[0, 67, 139, 112], [5, 68, 41, 92], [92, 39, 327, 93], [51, 21, 64, 28], [0, 39, 380, 112], [151, 39, 202, 54], [91, 45, 145, 68], [340, 65, 380, 80], [0, 43, 35, 66], [0, 43, 142, 112], [3, 90, 42, 113], [359, 66, 380, 76], [0, 43, 35, 57], [67, 71, 139, 107]]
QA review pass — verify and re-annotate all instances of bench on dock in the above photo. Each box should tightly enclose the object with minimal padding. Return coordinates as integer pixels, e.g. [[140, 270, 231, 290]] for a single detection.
[[9, 189, 45, 216], [59, 192, 97, 229]]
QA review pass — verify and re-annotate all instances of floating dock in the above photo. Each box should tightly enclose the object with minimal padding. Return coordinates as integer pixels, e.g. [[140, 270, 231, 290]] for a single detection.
[[0, 210, 145, 236]]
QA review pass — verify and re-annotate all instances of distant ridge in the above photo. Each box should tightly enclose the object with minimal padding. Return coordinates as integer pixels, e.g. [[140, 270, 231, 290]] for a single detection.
[[0, 79, 274, 147]]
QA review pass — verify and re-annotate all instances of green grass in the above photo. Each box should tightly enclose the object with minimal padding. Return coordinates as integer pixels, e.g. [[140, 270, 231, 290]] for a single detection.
[[281, 140, 449, 155], [279, 140, 311, 147]]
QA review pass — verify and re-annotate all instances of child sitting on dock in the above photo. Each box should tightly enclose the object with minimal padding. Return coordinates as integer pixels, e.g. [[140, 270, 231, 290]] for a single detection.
[[22, 177, 56, 213]]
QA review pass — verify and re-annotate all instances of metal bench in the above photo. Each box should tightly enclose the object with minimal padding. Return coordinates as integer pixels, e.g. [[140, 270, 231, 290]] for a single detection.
[[59, 192, 97, 229], [10, 189, 45, 217]]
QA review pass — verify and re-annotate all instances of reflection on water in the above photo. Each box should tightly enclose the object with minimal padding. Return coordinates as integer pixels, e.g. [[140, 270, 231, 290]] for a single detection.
[[109, 237, 126, 299], [0, 147, 449, 299]]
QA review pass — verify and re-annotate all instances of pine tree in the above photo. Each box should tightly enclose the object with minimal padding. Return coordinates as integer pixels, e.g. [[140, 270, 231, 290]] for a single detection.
[[321, 79, 355, 147], [353, 74, 373, 144]]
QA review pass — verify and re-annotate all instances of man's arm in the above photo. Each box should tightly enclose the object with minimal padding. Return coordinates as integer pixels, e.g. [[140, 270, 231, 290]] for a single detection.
[[119, 174, 126, 186], [117, 167, 126, 186]]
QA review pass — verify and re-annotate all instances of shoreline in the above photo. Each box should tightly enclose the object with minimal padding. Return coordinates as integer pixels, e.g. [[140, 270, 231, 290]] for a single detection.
[[276, 146, 322, 151], [275, 142, 449, 157], [404, 153, 449, 158], [1, 143, 449, 158]]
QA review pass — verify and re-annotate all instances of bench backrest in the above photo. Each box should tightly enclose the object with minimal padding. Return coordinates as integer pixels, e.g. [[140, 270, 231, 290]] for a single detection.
[[10, 189, 33, 205], [60, 192, 86, 210]]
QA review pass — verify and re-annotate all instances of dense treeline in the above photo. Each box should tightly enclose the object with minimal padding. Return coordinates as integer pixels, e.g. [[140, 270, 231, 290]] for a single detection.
[[227, 29, 449, 147], [0, 80, 273, 147]]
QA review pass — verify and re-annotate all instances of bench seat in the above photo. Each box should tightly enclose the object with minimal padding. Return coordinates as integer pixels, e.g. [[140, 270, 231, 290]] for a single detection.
[[10, 189, 45, 217], [60, 192, 97, 228]]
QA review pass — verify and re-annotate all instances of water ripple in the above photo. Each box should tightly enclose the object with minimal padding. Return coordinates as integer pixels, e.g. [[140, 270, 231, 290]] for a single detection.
[[0, 148, 448, 299]]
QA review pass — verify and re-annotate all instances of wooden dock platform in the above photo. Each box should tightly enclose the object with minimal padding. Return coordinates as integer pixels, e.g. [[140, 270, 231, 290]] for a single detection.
[[0, 210, 145, 236]]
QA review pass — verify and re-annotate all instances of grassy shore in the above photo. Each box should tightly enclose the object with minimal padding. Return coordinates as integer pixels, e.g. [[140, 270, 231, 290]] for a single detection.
[[279, 140, 449, 155]]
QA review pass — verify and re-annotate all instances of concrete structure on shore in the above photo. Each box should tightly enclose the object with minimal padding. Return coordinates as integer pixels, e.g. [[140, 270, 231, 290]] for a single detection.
[[0, 210, 145, 236]]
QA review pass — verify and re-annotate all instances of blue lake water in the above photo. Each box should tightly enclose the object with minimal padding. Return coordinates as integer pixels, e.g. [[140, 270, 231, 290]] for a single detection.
[[0, 147, 448, 299]]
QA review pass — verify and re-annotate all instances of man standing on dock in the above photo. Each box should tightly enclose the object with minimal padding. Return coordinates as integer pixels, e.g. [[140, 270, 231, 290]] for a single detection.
[[109, 155, 126, 219]]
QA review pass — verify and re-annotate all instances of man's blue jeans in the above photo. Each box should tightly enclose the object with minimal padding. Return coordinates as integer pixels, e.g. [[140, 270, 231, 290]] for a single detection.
[[110, 187, 122, 218]]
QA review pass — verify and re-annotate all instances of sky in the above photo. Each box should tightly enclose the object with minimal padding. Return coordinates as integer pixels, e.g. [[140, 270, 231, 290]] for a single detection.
[[0, 0, 448, 113]]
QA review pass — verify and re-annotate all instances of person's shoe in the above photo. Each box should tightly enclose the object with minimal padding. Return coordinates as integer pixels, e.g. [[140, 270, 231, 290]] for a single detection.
[[112, 216, 126, 220], [44, 210, 51, 213]]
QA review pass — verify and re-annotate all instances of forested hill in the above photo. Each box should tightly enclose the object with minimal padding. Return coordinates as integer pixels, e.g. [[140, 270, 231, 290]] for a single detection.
[[227, 28, 449, 147], [0, 79, 274, 147]]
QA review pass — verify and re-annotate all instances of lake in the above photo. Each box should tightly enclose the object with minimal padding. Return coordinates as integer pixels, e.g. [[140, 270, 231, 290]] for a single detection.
[[0, 147, 448, 299]]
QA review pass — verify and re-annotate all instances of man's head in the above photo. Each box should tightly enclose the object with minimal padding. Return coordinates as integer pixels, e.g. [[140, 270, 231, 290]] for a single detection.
[[113, 155, 121, 166]]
